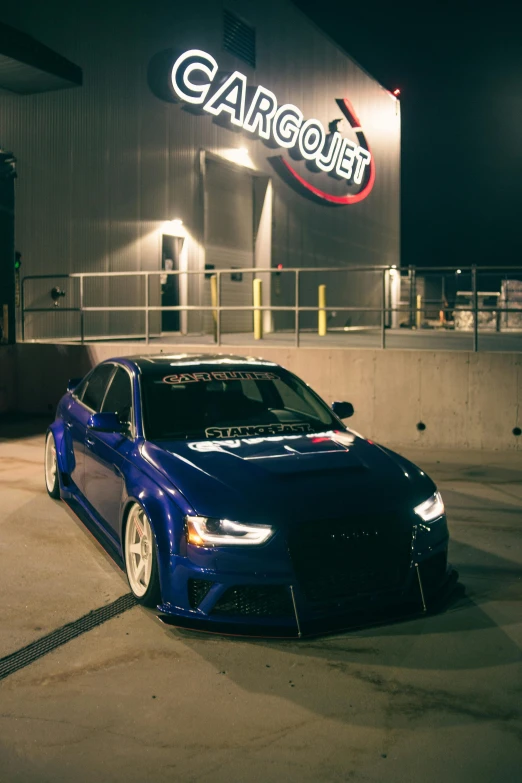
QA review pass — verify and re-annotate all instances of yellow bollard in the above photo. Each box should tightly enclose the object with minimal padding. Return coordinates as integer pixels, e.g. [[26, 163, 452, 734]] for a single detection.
[[210, 275, 218, 341], [253, 278, 263, 340], [318, 284, 327, 336], [416, 294, 422, 329]]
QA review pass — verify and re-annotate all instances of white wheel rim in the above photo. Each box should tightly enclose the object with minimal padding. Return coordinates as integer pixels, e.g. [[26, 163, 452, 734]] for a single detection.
[[45, 434, 57, 493], [125, 505, 153, 597]]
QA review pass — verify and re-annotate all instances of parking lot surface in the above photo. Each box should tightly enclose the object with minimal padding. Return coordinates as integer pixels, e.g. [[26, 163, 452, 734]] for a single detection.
[[1, 418, 521, 783]]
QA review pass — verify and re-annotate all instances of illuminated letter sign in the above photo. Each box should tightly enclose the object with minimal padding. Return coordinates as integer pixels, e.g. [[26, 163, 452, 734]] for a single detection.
[[272, 104, 303, 148], [170, 49, 375, 205], [298, 119, 326, 161], [203, 71, 247, 126], [243, 86, 277, 139], [171, 49, 218, 104]]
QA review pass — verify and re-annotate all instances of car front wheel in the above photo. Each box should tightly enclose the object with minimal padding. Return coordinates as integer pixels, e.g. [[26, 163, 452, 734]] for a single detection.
[[44, 431, 60, 499], [124, 503, 161, 607]]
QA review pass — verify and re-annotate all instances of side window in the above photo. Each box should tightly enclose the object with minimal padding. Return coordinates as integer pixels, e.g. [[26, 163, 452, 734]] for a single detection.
[[73, 375, 90, 401], [102, 367, 133, 425], [82, 364, 115, 412]]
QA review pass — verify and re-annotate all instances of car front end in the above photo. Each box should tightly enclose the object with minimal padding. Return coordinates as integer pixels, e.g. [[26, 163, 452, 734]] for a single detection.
[[149, 438, 454, 637], [135, 356, 456, 637]]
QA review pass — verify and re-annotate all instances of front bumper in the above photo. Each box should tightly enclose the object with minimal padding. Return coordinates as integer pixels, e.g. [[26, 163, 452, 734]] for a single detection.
[[157, 517, 456, 637]]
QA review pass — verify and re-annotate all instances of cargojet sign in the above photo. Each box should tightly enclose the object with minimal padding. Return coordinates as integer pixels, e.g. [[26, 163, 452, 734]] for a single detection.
[[171, 49, 375, 205]]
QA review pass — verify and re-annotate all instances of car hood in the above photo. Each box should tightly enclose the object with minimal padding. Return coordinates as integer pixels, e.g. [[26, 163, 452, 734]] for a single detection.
[[142, 430, 436, 525]]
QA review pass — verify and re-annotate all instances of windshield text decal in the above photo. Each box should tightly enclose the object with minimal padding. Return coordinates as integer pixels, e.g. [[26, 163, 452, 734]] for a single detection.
[[163, 371, 279, 385], [204, 422, 314, 439]]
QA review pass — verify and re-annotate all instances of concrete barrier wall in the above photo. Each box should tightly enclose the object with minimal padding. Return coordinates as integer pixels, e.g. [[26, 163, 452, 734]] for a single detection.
[[2, 343, 521, 450], [0, 346, 17, 413]]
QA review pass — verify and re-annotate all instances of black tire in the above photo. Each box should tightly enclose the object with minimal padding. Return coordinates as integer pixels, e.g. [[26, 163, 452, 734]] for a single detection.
[[44, 431, 61, 499], [124, 503, 162, 607]]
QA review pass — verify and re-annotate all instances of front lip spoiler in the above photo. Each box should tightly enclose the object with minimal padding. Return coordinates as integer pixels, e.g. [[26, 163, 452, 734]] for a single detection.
[[158, 568, 461, 640]]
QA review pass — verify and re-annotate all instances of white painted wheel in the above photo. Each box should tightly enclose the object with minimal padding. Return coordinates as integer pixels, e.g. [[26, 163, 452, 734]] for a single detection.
[[44, 432, 60, 499], [125, 504, 156, 599]]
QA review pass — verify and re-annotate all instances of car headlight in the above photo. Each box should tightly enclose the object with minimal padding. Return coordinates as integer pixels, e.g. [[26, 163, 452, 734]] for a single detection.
[[186, 516, 274, 546], [414, 491, 445, 523]]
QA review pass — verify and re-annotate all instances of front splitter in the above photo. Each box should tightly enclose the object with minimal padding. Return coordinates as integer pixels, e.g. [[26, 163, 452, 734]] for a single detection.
[[158, 569, 461, 640]]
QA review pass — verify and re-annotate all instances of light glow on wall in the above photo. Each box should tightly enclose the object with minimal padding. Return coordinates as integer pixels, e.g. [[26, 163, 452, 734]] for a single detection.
[[218, 147, 255, 169]]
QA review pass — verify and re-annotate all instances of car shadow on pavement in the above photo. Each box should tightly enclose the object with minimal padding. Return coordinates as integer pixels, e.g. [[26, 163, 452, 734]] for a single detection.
[[155, 549, 522, 738], [164, 537, 522, 673]]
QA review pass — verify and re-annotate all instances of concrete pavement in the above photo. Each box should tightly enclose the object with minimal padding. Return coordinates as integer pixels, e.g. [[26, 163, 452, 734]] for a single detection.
[[0, 420, 521, 782]]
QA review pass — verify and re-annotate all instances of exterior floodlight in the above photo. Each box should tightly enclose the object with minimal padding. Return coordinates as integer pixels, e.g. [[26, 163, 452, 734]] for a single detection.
[[456, 269, 462, 274], [171, 219, 183, 227]]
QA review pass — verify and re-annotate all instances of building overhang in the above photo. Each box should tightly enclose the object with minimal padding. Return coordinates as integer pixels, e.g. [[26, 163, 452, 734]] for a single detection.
[[0, 21, 82, 94]]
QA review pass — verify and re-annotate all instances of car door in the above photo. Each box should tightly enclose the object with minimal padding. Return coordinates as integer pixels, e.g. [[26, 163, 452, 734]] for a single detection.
[[83, 365, 135, 538], [65, 364, 115, 495]]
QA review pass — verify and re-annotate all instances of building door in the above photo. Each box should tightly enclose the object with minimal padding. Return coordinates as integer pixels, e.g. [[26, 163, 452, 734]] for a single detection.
[[205, 157, 254, 334], [0, 151, 16, 344], [161, 235, 182, 332]]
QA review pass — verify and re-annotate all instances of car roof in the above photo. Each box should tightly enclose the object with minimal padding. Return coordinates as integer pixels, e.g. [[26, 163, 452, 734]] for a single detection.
[[109, 353, 280, 376]]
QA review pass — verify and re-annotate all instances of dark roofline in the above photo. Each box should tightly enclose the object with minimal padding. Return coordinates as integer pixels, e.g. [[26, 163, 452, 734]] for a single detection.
[[0, 21, 82, 93]]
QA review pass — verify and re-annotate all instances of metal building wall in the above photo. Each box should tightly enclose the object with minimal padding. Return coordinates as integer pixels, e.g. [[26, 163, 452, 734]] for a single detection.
[[0, 0, 400, 341]]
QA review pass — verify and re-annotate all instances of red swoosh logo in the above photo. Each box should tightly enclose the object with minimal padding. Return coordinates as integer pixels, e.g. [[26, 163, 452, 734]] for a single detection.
[[280, 98, 376, 205]]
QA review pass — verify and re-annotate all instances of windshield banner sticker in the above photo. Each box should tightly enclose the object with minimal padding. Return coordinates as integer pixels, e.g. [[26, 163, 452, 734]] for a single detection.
[[163, 371, 279, 384], [204, 422, 314, 439]]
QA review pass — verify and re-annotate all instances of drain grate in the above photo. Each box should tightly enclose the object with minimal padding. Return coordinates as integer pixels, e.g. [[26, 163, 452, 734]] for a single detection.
[[0, 593, 138, 682]]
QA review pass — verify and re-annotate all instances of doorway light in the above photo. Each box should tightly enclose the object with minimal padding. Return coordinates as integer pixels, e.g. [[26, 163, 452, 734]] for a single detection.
[[219, 147, 255, 169]]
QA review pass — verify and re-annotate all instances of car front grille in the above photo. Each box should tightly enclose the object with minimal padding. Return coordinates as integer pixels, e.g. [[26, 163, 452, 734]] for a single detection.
[[288, 515, 414, 609], [211, 585, 294, 617], [188, 578, 214, 609]]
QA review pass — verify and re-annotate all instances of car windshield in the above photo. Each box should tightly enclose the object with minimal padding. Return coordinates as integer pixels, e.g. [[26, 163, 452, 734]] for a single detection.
[[141, 367, 340, 441]]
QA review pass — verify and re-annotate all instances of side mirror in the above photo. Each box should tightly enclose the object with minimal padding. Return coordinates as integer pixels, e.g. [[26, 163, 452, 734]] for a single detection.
[[87, 412, 125, 433], [67, 377, 82, 393], [332, 401, 354, 419]]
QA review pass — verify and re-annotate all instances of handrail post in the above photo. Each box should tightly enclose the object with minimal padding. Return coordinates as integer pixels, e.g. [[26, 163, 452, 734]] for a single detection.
[[253, 278, 263, 340], [216, 271, 221, 346], [381, 269, 386, 349], [409, 265, 415, 328], [416, 294, 422, 329], [210, 274, 218, 343], [295, 269, 300, 347], [318, 284, 326, 336], [21, 276, 25, 342], [472, 264, 478, 352], [145, 272, 149, 344], [79, 275, 84, 344]]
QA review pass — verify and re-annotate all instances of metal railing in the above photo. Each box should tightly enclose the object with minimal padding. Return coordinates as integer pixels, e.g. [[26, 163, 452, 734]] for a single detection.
[[20, 264, 522, 351]]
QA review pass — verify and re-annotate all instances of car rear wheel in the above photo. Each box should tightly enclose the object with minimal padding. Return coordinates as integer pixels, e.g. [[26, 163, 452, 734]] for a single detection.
[[44, 432, 60, 499], [124, 503, 161, 607]]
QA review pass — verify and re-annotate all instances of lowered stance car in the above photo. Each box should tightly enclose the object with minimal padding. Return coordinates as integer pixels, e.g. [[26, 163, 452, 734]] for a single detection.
[[45, 354, 455, 636]]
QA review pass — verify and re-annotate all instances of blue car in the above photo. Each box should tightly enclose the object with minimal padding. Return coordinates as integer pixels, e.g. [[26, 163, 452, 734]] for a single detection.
[[44, 354, 454, 636]]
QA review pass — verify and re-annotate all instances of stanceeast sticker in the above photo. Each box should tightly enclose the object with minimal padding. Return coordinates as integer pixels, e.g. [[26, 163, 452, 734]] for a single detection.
[[204, 422, 314, 438], [163, 371, 279, 384]]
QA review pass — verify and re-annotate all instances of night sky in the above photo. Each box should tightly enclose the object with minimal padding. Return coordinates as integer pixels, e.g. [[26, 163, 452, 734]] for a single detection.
[[295, 0, 522, 269]]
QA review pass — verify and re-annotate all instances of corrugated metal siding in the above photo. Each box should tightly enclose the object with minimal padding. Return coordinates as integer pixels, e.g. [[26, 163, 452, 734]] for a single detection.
[[0, 0, 400, 341]]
